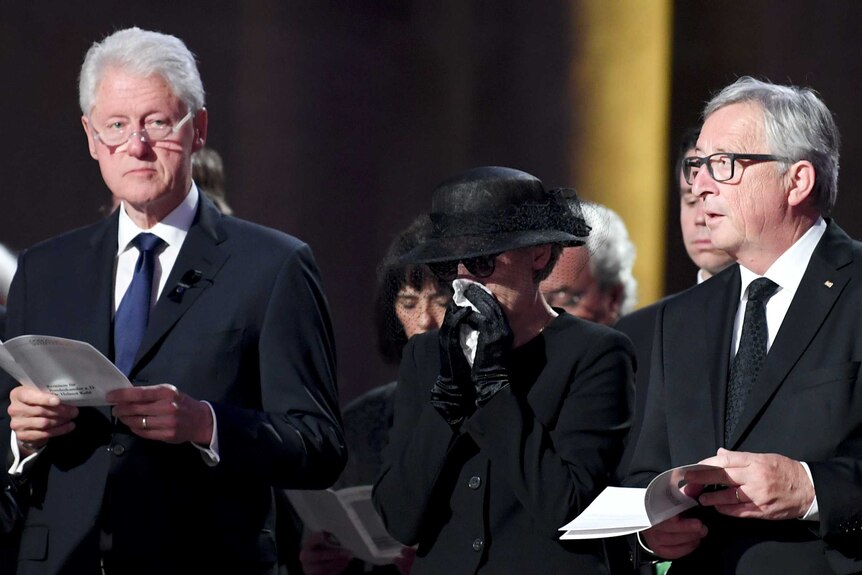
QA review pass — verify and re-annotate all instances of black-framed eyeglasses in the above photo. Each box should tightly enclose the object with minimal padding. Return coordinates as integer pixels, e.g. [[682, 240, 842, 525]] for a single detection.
[[682, 152, 792, 185], [427, 253, 500, 282]]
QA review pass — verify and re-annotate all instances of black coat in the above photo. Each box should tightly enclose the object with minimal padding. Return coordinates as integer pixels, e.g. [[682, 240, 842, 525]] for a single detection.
[[1, 197, 346, 575], [626, 221, 862, 574], [374, 312, 634, 574]]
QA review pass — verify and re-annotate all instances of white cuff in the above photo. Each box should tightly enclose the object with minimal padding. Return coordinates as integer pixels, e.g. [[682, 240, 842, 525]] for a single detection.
[[637, 530, 657, 555], [190, 401, 220, 466], [798, 461, 819, 521], [8, 432, 43, 475]]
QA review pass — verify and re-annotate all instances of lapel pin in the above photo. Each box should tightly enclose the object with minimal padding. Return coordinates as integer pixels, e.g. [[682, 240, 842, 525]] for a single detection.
[[168, 269, 204, 302], [824, 280, 834, 288]]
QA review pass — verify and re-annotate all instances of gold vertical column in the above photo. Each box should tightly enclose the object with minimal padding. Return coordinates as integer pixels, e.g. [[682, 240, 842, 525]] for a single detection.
[[568, 0, 672, 306]]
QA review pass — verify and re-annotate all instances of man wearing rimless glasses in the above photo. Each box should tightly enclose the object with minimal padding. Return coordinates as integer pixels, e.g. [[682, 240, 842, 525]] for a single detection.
[[624, 77, 862, 574], [1, 28, 345, 575]]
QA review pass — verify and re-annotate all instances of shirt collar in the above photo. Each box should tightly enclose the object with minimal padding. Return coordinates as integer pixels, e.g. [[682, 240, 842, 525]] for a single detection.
[[738, 217, 826, 300], [117, 183, 199, 254]]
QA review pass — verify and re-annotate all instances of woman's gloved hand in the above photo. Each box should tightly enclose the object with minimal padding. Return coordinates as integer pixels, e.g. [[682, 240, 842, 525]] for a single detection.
[[430, 302, 476, 426], [462, 283, 513, 407]]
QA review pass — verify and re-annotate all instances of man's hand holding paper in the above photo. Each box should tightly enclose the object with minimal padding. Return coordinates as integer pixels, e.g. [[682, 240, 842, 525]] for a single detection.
[[687, 447, 816, 521], [641, 514, 708, 560], [108, 384, 214, 445], [8, 386, 78, 454]]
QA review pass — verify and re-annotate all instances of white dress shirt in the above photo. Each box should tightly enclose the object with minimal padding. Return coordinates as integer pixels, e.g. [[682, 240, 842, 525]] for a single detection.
[[11, 183, 221, 472], [114, 184, 198, 312], [732, 217, 826, 521], [638, 218, 828, 553]]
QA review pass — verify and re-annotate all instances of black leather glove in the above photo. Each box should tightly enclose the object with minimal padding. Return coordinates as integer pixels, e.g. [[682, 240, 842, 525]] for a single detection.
[[430, 302, 477, 426], [462, 284, 514, 407]]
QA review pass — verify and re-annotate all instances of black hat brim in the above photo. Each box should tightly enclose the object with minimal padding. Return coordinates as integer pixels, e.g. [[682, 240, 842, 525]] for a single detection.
[[396, 229, 585, 265]]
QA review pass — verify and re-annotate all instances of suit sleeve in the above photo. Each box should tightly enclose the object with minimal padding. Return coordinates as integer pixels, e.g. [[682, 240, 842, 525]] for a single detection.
[[211, 244, 346, 488], [462, 328, 633, 538], [372, 333, 460, 545], [807, 361, 862, 570], [623, 302, 671, 488]]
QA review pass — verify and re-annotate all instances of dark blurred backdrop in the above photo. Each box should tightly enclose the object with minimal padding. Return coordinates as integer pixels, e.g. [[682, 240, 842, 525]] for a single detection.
[[2, 1, 861, 403]]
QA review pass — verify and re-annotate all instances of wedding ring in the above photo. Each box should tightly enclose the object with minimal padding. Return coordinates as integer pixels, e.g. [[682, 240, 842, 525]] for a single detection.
[[735, 488, 741, 503], [142, 416, 148, 430]]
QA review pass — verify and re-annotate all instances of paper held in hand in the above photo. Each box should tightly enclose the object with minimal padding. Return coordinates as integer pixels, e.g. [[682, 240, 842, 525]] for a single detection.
[[0, 335, 131, 406], [286, 485, 403, 566], [559, 463, 722, 540]]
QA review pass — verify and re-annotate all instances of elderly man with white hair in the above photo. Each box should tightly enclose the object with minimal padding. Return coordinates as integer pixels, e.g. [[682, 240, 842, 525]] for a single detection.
[[540, 201, 637, 326], [1, 28, 345, 575]]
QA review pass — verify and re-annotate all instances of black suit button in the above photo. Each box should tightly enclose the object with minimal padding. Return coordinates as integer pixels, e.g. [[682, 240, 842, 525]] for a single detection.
[[472, 538, 484, 552], [110, 444, 126, 456], [468, 476, 482, 489]]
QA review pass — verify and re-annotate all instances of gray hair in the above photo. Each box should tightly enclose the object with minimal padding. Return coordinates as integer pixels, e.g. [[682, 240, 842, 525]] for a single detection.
[[583, 202, 638, 315], [704, 76, 840, 215], [79, 27, 205, 116]]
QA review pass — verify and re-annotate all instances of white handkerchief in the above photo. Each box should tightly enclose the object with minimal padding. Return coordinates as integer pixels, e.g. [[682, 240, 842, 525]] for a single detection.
[[451, 279, 492, 366]]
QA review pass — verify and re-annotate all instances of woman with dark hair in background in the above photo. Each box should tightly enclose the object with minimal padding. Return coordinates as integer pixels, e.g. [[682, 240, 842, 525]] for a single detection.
[[299, 217, 450, 575]]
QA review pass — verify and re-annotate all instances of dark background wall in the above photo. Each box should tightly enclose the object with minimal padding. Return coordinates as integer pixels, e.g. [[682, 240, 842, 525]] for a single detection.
[[2, 2, 861, 403], [664, 0, 862, 293]]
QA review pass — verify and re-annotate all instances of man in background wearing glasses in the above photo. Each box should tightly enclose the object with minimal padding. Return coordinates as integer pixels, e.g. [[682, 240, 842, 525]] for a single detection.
[[540, 201, 639, 327], [624, 76, 862, 574], [0, 27, 345, 575]]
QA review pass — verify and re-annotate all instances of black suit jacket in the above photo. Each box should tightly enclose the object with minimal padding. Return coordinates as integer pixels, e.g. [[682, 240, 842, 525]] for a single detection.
[[614, 301, 662, 481], [373, 312, 633, 574], [0, 197, 346, 575], [626, 221, 862, 574]]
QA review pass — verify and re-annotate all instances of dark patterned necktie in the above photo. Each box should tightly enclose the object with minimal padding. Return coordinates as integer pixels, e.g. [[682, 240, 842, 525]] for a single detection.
[[725, 277, 780, 444], [114, 233, 165, 376]]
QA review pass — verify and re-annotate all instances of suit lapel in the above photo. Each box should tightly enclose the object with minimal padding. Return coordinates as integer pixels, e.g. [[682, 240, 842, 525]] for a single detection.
[[728, 222, 853, 447], [130, 199, 229, 374], [82, 215, 120, 358]]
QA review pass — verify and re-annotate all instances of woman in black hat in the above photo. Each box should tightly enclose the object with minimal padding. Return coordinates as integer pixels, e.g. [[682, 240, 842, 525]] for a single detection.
[[372, 166, 634, 573]]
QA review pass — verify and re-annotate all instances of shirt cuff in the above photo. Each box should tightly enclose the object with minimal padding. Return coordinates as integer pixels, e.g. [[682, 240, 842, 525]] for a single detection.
[[637, 530, 657, 555], [190, 401, 220, 467], [799, 461, 819, 521], [8, 432, 44, 475]]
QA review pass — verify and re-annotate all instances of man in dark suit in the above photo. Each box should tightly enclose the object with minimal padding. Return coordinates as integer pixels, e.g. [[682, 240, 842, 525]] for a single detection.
[[1, 28, 345, 575], [615, 128, 734, 479], [625, 76, 862, 573]]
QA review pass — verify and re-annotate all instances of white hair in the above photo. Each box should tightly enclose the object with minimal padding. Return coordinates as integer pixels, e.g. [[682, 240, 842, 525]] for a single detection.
[[704, 76, 840, 215], [583, 202, 638, 315], [79, 27, 205, 116]]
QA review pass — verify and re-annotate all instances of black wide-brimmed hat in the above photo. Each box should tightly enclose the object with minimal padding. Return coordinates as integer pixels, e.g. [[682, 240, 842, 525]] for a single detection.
[[397, 166, 590, 264]]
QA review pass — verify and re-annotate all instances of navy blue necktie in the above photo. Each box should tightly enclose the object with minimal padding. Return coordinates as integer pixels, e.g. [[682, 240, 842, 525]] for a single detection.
[[114, 233, 165, 376], [725, 277, 779, 444]]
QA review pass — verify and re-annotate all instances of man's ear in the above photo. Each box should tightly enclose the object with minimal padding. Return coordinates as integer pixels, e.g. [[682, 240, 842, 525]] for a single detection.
[[192, 107, 208, 152], [786, 159, 816, 208], [81, 116, 99, 160]]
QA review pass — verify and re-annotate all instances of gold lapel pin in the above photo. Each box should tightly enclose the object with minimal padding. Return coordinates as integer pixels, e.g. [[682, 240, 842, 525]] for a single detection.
[[824, 280, 834, 288]]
